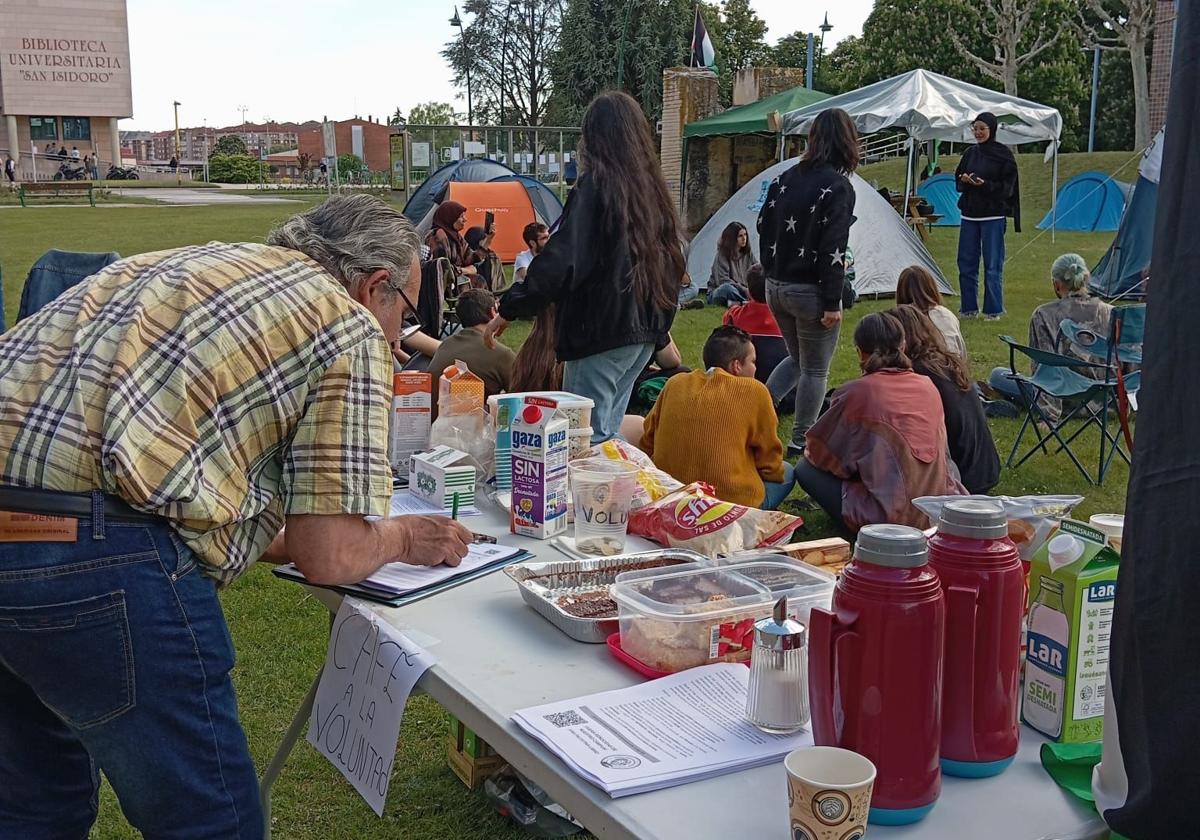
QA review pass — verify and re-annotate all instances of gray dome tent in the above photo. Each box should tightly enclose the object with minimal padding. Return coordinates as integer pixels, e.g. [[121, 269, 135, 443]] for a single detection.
[[687, 157, 952, 298]]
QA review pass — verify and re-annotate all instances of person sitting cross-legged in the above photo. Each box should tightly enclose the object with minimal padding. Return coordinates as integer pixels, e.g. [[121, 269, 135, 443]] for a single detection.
[[640, 325, 793, 509]]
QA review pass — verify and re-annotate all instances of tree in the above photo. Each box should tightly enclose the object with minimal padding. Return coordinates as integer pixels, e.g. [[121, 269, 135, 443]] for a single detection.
[[337, 153, 368, 176], [207, 154, 263, 183], [408, 102, 460, 126], [389, 107, 406, 127], [706, 0, 770, 104], [442, 0, 563, 126], [770, 30, 811, 77], [1093, 49, 1135, 150], [551, 0, 693, 122], [210, 134, 248, 158], [946, 0, 1065, 95], [1079, 0, 1155, 149], [297, 151, 312, 172]]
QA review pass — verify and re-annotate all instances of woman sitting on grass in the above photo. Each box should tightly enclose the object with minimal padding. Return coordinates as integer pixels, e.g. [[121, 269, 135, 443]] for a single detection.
[[896, 265, 967, 360], [796, 311, 965, 534], [891, 304, 1000, 495]]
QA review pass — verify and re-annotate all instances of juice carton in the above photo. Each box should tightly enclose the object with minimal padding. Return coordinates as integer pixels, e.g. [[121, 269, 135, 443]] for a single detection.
[[389, 372, 432, 475], [410, 445, 476, 510], [438, 361, 485, 417], [1023, 519, 1120, 743], [509, 397, 569, 539]]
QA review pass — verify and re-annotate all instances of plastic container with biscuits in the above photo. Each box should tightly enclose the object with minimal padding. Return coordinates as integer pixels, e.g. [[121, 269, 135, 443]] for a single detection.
[[611, 565, 774, 674], [715, 559, 835, 626]]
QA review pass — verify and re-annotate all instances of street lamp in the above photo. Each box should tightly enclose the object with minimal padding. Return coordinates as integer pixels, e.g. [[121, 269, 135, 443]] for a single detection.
[[173, 100, 182, 185], [450, 7, 473, 129], [815, 13, 832, 89]]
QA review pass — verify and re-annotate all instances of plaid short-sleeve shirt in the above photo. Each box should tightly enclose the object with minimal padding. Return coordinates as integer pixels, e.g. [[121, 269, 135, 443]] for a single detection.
[[0, 242, 394, 585]]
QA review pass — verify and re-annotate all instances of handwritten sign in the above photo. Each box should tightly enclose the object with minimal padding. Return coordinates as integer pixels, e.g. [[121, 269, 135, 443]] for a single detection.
[[308, 599, 435, 815]]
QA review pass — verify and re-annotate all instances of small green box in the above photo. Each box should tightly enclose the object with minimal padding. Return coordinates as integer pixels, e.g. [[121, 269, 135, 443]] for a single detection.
[[448, 714, 493, 759], [1023, 519, 1120, 743]]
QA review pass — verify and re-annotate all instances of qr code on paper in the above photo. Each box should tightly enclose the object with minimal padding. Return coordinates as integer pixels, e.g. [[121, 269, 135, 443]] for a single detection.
[[544, 709, 587, 728]]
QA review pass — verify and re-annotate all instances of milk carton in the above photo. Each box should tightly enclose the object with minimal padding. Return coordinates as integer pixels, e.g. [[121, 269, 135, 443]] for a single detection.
[[509, 397, 569, 539], [409, 445, 476, 510], [1023, 519, 1120, 743], [389, 372, 432, 475]]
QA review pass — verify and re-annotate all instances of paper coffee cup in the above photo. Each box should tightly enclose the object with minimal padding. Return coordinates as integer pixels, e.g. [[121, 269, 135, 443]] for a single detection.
[[785, 746, 876, 840], [1089, 513, 1124, 553]]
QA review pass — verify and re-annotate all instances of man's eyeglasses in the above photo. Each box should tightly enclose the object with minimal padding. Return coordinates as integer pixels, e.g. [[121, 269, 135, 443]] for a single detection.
[[389, 278, 423, 342]]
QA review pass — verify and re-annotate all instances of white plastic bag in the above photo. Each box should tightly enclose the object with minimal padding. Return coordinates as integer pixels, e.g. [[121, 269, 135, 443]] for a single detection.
[[913, 494, 1085, 560]]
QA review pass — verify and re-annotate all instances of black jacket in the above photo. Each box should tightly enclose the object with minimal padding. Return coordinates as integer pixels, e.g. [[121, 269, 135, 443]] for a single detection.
[[955, 143, 1020, 230], [499, 173, 676, 362], [756, 161, 855, 310], [915, 361, 1000, 495]]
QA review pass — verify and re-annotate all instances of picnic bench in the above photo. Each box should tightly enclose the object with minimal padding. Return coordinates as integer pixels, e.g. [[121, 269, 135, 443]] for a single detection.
[[889, 194, 941, 242], [19, 181, 96, 207]]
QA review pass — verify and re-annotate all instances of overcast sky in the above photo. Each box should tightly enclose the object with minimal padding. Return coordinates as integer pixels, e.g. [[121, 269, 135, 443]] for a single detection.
[[123, 0, 874, 131]]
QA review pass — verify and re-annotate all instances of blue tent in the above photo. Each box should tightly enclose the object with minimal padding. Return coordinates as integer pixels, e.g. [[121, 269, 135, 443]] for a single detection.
[[403, 158, 522, 223], [1036, 171, 1128, 231], [1090, 130, 1163, 298], [916, 173, 961, 226], [486, 174, 564, 229]]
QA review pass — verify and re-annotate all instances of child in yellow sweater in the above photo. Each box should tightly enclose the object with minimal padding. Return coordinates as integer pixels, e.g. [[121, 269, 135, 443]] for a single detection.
[[640, 326, 794, 509]]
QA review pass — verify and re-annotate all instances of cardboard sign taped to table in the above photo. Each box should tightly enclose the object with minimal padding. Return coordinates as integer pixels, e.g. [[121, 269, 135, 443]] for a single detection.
[[308, 599, 436, 815]]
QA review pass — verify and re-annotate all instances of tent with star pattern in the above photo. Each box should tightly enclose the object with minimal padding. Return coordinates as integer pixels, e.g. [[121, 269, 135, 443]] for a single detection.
[[687, 157, 952, 298]]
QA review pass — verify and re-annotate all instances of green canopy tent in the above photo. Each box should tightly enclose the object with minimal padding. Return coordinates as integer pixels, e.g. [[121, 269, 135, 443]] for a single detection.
[[679, 85, 831, 213]]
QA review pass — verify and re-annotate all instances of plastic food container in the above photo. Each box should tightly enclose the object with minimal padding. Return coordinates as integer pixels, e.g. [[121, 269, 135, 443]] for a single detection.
[[568, 427, 594, 459], [611, 565, 774, 673], [718, 560, 835, 626]]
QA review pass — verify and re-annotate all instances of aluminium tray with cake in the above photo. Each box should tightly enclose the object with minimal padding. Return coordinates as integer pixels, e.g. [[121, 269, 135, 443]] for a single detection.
[[505, 550, 710, 643]]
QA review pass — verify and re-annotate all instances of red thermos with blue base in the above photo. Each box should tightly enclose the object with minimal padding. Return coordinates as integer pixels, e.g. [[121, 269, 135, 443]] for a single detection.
[[928, 499, 1024, 778], [809, 525, 944, 826]]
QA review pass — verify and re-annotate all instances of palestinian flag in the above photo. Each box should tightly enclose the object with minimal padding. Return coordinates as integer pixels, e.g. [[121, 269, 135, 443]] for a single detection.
[[690, 6, 715, 68]]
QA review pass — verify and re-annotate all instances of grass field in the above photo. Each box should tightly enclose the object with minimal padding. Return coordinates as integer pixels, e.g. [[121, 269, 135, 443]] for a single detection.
[[0, 151, 1133, 839]]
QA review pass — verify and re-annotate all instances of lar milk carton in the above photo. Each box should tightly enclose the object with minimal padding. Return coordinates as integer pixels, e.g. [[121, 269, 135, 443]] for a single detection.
[[509, 397, 569, 539], [389, 372, 432, 475], [1023, 519, 1120, 742]]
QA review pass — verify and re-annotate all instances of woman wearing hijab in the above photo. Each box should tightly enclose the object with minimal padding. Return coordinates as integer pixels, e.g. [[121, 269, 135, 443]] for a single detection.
[[424, 200, 479, 278], [955, 112, 1019, 320]]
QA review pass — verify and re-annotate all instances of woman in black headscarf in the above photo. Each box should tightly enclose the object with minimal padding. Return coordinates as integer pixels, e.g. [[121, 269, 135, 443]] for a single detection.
[[955, 112, 1019, 320], [425, 200, 479, 278]]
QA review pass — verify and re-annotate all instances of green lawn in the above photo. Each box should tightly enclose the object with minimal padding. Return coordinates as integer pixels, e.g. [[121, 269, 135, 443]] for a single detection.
[[0, 151, 1131, 839]]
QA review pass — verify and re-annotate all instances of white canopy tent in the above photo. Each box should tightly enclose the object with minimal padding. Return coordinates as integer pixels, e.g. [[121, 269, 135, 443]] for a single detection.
[[781, 69, 1064, 234]]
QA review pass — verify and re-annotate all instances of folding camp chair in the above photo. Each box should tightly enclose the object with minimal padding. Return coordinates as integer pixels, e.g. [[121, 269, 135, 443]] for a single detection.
[[1060, 304, 1145, 454], [997, 335, 1130, 484]]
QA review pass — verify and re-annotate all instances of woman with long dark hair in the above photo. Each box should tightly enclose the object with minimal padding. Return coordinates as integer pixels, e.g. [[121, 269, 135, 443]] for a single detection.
[[758, 107, 859, 455], [484, 91, 683, 442], [955, 112, 1019, 319], [509, 306, 563, 393], [795, 312, 965, 534], [708, 222, 755, 307], [890, 305, 999, 494]]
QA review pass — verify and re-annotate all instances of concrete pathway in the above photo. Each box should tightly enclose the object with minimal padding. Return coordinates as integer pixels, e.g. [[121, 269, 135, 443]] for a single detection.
[[107, 188, 302, 205]]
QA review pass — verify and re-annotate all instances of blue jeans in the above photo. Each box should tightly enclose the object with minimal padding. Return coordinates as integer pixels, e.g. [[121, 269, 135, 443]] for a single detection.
[[957, 219, 1006, 316], [762, 461, 796, 510], [678, 284, 702, 307], [765, 281, 841, 448], [707, 283, 748, 307], [0, 516, 263, 839], [564, 342, 655, 444]]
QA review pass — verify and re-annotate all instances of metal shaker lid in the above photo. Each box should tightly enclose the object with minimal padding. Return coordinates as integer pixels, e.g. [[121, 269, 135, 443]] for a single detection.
[[937, 499, 1009, 539], [853, 524, 929, 568], [753, 597, 807, 652]]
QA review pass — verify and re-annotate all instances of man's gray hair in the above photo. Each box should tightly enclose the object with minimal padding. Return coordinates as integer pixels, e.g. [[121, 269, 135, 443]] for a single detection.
[[266, 194, 420, 291]]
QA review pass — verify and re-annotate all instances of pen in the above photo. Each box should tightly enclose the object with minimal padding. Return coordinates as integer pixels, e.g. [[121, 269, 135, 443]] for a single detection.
[[451, 491, 460, 521]]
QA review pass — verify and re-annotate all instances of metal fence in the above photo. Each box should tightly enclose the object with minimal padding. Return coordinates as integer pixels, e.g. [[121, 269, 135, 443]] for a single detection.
[[397, 124, 581, 203]]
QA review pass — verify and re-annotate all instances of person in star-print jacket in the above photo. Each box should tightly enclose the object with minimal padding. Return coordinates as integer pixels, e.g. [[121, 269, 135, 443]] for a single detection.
[[756, 107, 859, 451]]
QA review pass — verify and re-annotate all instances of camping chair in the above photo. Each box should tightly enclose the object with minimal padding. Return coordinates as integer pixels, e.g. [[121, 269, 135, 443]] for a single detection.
[[1061, 304, 1146, 453], [19, 249, 121, 322], [997, 335, 1130, 484]]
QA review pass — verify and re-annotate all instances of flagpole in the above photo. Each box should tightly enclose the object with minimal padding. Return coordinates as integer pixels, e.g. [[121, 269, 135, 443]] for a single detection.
[[691, 5, 699, 68]]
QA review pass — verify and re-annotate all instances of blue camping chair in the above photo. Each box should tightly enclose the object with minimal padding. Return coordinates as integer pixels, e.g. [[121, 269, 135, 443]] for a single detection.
[[1061, 304, 1146, 464], [997, 335, 1130, 484]]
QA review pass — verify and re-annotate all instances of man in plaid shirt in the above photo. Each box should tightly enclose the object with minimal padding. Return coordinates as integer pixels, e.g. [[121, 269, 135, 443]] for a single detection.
[[0, 195, 471, 839]]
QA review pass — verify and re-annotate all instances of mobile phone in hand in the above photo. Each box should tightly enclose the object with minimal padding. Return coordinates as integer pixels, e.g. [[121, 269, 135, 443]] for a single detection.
[[485, 210, 495, 234]]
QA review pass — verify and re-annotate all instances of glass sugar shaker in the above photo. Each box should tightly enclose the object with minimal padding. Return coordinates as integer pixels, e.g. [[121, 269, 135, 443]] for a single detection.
[[745, 596, 809, 734]]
